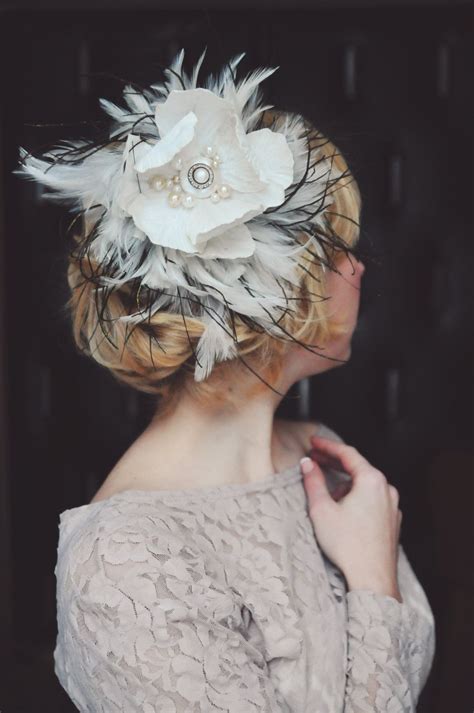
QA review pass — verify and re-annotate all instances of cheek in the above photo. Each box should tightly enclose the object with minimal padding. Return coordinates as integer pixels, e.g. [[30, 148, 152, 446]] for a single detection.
[[326, 275, 362, 328]]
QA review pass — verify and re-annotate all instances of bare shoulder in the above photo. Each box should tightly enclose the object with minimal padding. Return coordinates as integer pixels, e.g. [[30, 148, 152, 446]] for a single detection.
[[274, 417, 345, 449], [300, 419, 345, 444]]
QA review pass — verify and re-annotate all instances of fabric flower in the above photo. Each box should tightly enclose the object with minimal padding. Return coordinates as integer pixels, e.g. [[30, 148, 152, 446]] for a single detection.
[[14, 49, 346, 381], [116, 88, 294, 258]]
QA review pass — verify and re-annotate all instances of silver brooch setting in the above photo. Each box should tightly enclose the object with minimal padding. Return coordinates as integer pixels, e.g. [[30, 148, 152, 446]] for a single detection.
[[148, 146, 231, 209]]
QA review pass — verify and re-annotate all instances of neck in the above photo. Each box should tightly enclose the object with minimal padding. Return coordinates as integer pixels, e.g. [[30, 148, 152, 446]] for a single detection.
[[130, 373, 297, 490]]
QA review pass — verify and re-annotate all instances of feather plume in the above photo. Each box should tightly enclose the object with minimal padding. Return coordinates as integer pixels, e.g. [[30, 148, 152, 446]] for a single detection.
[[13, 48, 359, 385], [194, 308, 238, 382]]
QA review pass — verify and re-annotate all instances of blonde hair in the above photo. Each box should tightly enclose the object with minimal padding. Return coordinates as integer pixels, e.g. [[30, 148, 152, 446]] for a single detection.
[[67, 115, 361, 418]]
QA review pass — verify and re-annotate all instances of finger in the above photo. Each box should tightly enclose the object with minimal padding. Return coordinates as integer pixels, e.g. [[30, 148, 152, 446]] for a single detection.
[[392, 509, 402, 544], [331, 483, 350, 502], [332, 481, 353, 501], [388, 484, 400, 507], [331, 484, 344, 502], [300, 457, 336, 511], [309, 436, 370, 480], [307, 447, 342, 470], [397, 509, 403, 534]]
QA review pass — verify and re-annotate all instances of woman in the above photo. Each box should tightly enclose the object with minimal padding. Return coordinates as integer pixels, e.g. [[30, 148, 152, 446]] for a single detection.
[[16, 50, 435, 711]]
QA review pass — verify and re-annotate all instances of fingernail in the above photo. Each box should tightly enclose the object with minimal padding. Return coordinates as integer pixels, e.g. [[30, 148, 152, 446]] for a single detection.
[[300, 457, 314, 475]]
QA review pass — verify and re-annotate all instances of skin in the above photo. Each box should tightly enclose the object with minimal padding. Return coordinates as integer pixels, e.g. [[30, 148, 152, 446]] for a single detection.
[[92, 253, 402, 601]]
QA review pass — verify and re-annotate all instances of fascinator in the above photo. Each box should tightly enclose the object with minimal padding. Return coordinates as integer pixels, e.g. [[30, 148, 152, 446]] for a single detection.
[[14, 49, 358, 383]]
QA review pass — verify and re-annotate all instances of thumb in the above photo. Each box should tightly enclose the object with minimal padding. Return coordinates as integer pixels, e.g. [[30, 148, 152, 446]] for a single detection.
[[300, 457, 335, 511]]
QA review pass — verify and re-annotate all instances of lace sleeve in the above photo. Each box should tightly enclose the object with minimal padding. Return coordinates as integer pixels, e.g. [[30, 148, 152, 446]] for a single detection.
[[343, 545, 436, 713], [58, 515, 288, 712]]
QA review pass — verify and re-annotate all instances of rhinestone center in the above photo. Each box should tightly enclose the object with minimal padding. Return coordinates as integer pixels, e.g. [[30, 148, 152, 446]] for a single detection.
[[188, 162, 214, 190]]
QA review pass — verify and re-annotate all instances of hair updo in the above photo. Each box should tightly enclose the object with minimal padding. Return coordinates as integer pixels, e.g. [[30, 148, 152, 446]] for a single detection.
[[66, 112, 362, 418]]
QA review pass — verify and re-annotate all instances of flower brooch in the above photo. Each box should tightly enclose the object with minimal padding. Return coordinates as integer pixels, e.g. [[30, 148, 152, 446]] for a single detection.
[[148, 145, 232, 209], [116, 87, 294, 257]]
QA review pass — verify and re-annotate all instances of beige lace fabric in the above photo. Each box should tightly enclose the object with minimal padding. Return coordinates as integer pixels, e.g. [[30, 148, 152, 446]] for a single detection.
[[54, 423, 435, 712]]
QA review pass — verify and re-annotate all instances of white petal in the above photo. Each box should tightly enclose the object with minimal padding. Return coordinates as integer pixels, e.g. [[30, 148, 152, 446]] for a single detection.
[[127, 174, 286, 251], [126, 181, 259, 251], [198, 224, 255, 259], [186, 192, 265, 245], [155, 88, 234, 147], [134, 112, 197, 172], [246, 128, 294, 191], [126, 193, 200, 253], [156, 90, 265, 192], [118, 91, 295, 256], [215, 123, 265, 193]]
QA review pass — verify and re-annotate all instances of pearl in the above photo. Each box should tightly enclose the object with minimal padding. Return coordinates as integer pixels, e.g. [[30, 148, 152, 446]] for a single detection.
[[166, 178, 174, 189], [172, 184, 182, 194], [183, 194, 194, 209], [151, 175, 166, 191], [168, 192, 182, 207], [193, 166, 210, 185], [172, 174, 180, 184], [187, 161, 215, 190], [218, 184, 231, 199], [213, 153, 221, 164], [212, 159, 219, 169], [205, 145, 214, 157], [210, 191, 220, 203], [173, 158, 183, 171]]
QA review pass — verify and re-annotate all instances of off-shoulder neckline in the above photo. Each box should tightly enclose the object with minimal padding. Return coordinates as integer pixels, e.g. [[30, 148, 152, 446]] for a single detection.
[[59, 461, 304, 522]]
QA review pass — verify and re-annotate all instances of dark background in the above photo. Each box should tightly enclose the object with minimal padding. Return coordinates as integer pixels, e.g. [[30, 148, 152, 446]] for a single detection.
[[0, 1, 472, 711]]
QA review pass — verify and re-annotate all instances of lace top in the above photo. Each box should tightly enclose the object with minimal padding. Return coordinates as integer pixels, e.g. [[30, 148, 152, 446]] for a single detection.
[[54, 423, 435, 712]]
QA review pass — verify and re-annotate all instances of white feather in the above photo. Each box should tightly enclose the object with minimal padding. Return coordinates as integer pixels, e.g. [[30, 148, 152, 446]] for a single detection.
[[194, 310, 238, 382], [14, 48, 346, 381]]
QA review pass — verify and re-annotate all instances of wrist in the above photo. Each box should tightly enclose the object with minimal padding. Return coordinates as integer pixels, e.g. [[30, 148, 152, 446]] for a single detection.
[[345, 573, 402, 603]]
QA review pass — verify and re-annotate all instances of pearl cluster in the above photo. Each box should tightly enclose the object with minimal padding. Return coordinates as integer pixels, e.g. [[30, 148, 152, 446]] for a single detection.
[[149, 172, 195, 209], [148, 146, 231, 209]]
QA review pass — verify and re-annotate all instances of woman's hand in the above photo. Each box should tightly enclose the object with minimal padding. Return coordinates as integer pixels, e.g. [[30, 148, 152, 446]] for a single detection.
[[301, 435, 403, 602]]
